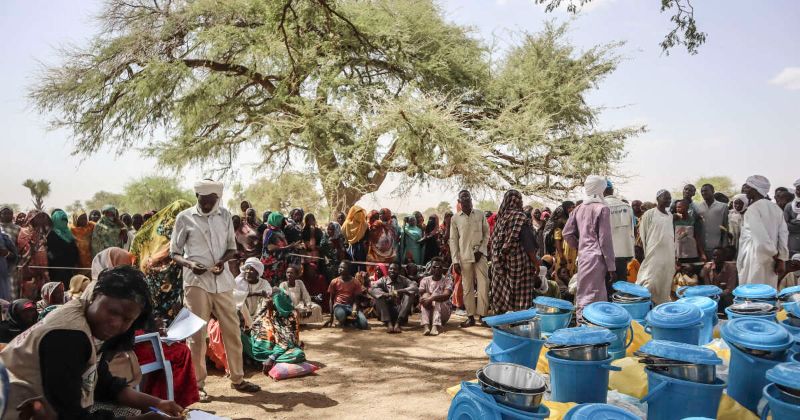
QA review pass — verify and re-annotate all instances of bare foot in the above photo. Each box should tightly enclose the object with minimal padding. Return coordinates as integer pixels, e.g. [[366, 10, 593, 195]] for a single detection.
[[423, 325, 431, 336], [430, 325, 439, 336]]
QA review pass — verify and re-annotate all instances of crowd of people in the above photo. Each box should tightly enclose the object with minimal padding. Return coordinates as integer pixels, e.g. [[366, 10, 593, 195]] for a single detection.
[[0, 173, 798, 418]]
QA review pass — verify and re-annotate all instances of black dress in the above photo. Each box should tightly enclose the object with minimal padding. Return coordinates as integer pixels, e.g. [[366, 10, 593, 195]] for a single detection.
[[46, 231, 79, 287]]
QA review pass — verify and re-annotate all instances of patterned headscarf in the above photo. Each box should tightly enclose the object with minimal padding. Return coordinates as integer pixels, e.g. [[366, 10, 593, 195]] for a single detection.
[[130, 200, 192, 271], [50, 210, 75, 243]]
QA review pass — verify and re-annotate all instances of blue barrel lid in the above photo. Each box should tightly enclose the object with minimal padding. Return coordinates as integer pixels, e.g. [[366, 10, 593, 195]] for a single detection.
[[564, 403, 639, 420], [680, 285, 722, 298], [612, 281, 651, 298], [583, 302, 631, 329], [644, 302, 703, 328], [732, 283, 777, 299], [721, 317, 793, 351], [533, 296, 574, 311], [784, 301, 800, 317], [778, 285, 800, 299], [677, 296, 718, 314], [766, 362, 800, 390], [546, 326, 616, 346], [639, 340, 722, 366], [483, 308, 539, 327]]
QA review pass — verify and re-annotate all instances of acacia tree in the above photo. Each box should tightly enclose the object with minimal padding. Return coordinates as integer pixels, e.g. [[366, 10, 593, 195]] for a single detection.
[[230, 172, 327, 219], [31, 0, 643, 211]]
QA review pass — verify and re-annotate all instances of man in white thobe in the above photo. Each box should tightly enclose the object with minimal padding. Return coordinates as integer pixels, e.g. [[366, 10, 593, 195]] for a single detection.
[[737, 175, 789, 287], [636, 190, 676, 305]]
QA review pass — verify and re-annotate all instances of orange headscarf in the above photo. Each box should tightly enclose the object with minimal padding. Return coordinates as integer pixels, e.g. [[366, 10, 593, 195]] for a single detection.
[[342, 206, 368, 244]]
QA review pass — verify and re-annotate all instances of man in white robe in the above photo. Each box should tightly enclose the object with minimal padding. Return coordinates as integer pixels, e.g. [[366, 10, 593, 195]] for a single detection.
[[636, 190, 676, 305], [737, 175, 789, 287]]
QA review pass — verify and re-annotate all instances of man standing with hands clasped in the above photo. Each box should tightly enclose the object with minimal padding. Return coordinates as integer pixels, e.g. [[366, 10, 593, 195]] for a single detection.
[[449, 190, 490, 328], [171, 179, 261, 402]]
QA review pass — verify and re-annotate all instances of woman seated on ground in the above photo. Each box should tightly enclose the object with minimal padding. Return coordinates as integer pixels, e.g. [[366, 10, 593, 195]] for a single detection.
[[0, 299, 38, 344], [280, 265, 324, 325], [67, 274, 91, 300], [36, 281, 65, 320], [0, 265, 184, 419], [235, 257, 270, 324], [246, 287, 305, 374]]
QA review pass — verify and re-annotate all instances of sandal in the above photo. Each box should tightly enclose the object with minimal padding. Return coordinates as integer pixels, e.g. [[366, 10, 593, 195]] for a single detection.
[[231, 380, 261, 393], [198, 388, 210, 403]]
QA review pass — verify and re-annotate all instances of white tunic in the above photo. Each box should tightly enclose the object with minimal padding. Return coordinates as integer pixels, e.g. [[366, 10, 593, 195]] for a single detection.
[[636, 208, 675, 305], [737, 199, 789, 287]]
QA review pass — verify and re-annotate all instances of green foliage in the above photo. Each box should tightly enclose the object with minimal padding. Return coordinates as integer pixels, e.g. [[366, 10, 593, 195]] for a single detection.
[[476, 199, 499, 213], [64, 200, 84, 215], [120, 176, 194, 213], [31, 0, 643, 211], [673, 175, 737, 202], [230, 172, 327, 221], [22, 179, 51, 211], [436, 201, 453, 216], [0, 203, 20, 213], [535, 0, 707, 55], [84, 191, 124, 213]]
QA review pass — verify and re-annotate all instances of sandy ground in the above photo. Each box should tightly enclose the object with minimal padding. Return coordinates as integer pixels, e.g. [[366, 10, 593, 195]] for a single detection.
[[196, 314, 492, 420]]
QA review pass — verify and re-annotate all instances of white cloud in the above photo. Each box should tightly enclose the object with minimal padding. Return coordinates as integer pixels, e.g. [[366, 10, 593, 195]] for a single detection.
[[529, 0, 616, 13], [769, 67, 800, 90]]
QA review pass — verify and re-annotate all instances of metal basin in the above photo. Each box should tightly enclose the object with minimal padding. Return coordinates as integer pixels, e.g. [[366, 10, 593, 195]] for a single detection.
[[776, 384, 800, 405], [786, 314, 800, 327], [498, 318, 541, 339], [612, 292, 649, 303], [733, 344, 787, 360], [782, 293, 800, 304], [547, 343, 609, 361], [645, 364, 716, 384], [728, 302, 777, 315], [535, 303, 570, 314], [477, 363, 546, 412]]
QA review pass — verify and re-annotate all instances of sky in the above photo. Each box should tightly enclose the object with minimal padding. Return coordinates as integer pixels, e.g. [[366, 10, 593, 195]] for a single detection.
[[1, 0, 798, 213]]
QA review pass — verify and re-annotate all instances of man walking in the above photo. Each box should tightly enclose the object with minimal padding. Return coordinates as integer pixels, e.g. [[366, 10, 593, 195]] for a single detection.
[[449, 190, 490, 328], [737, 175, 789, 287], [171, 180, 260, 401], [603, 180, 635, 280], [696, 183, 729, 258]]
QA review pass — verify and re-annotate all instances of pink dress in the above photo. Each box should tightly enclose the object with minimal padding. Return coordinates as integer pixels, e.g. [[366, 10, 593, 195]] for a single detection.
[[562, 202, 615, 319], [418, 275, 454, 326]]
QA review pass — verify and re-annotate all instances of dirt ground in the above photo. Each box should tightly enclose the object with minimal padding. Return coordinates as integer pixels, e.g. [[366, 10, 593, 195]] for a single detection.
[[196, 314, 492, 420]]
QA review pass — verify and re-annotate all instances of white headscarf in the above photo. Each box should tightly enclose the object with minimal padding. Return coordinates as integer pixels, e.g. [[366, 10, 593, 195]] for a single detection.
[[732, 193, 749, 213], [583, 175, 607, 204], [194, 180, 224, 215], [793, 178, 800, 188], [243, 257, 265, 277], [745, 175, 770, 197]]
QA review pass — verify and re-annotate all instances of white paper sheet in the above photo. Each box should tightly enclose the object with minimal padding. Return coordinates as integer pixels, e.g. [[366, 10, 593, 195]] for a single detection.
[[185, 410, 230, 420], [162, 308, 206, 345]]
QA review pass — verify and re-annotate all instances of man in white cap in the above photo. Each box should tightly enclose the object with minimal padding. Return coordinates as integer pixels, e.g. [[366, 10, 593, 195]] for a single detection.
[[737, 175, 789, 287], [636, 189, 676, 305], [562, 175, 616, 319], [785, 178, 800, 256], [171, 179, 261, 400]]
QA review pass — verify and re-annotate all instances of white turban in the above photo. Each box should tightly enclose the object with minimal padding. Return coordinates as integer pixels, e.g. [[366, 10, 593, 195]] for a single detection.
[[792, 254, 800, 263], [656, 189, 670, 199], [243, 257, 264, 277], [745, 175, 770, 197], [583, 175, 607, 204], [793, 178, 800, 188], [194, 180, 224, 197], [732, 193, 749, 212]]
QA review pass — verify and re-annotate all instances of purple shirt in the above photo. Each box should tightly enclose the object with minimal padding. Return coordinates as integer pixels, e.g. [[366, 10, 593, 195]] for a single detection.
[[562, 202, 615, 269]]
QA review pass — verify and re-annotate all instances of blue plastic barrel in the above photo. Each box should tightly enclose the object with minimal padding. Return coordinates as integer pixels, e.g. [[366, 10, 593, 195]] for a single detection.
[[546, 352, 622, 403], [760, 384, 800, 420], [582, 302, 633, 359], [485, 327, 545, 369], [785, 321, 800, 354], [645, 302, 703, 345], [678, 296, 718, 345], [676, 285, 722, 301], [721, 318, 793, 412], [612, 281, 652, 322], [641, 369, 726, 420], [759, 362, 800, 420], [448, 382, 550, 420], [732, 284, 777, 306], [564, 403, 639, 419]]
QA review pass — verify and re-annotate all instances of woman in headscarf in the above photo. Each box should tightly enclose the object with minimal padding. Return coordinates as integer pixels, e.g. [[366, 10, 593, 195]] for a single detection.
[[129, 199, 191, 323], [70, 210, 95, 268], [234, 209, 262, 258], [562, 176, 616, 318], [91, 247, 135, 280], [250, 287, 305, 373], [67, 274, 91, 300], [234, 257, 270, 322], [367, 208, 399, 270], [16, 210, 51, 300], [0, 299, 38, 343], [91, 205, 126, 257], [46, 209, 79, 286], [489, 190, 541, 313], [280, 265, 324, 325], [421, 214, 441, 264], [299, 213, 328, 305], [729, 193, 748, 253], [400, 215, 424, 265], [262, 212, 303, 286], [36, 281, 65, 314], [320, 222, 349, 281], [341, 206, 369, 272]]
